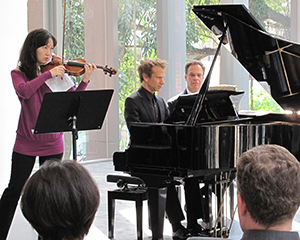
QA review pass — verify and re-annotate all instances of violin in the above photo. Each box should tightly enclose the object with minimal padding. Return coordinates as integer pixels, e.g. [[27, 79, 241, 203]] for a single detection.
[[41, 55, 117, 77]]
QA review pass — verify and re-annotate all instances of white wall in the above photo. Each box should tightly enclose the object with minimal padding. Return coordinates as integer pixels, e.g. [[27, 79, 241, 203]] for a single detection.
[[291, 0, 300, 42], [0, 1, 27, 193]]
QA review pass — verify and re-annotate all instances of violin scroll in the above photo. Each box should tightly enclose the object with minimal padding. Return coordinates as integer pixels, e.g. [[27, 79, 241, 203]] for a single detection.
[[103, 65, 117, 77]]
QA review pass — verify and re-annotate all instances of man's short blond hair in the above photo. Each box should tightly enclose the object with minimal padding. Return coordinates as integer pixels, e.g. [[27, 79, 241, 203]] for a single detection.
[[138, 58, 168, 83]]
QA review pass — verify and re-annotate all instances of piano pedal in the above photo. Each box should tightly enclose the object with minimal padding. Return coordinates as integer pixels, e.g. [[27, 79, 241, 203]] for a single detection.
[[121, 185, 147, 192], [206, 227, 230, 238], [107, 174, 147, 192]]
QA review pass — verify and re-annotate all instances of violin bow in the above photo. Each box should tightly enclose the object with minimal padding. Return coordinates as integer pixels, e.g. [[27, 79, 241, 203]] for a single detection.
[[62, 0, 67, 65], [59, 0, 117, 77]]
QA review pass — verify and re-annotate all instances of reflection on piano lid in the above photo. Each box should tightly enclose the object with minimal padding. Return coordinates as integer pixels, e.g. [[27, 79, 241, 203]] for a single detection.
[[193, 4, 300, 112], [165, 89, 244, 124]]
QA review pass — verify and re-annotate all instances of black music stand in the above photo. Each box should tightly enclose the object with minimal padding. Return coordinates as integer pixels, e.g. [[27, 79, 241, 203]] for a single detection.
[[34, 89, 114, 160]]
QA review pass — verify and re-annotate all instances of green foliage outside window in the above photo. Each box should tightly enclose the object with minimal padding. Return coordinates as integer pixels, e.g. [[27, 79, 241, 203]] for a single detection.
[[250, 0, 290, 39], [64, 0, 85, 87], [250, 83, 284, 113], [249, 0, 290, 113], [117, 0, 221, 149], [118, 0, 157, 148], [63, 0, 292, 150], [186, 0, 220, 58], [63, 0, 85, 159]]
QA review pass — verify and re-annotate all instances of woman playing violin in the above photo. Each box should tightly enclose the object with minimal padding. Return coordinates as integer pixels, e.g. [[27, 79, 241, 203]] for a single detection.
[[0, 28, 96, 240]]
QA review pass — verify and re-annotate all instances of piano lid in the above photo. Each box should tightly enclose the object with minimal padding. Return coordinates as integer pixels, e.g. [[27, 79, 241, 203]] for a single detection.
[[193, 4, 300, 112]]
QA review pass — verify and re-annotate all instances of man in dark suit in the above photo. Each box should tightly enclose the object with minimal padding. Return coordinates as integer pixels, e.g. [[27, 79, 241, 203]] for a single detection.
[[124, 58, 169, 129], [168, 60, 205, 112], [167, 60, 209, 236], [125, 58, 191, 240]]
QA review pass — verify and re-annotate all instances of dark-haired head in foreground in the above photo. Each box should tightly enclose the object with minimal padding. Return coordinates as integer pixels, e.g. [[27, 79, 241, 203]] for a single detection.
[[21, 160, 100, 240]]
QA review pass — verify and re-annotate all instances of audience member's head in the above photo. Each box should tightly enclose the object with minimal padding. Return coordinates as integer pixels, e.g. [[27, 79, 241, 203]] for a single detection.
[[237, 144, 300, 231], [21, 160, 100, 240], [184, 60, 205, 93]]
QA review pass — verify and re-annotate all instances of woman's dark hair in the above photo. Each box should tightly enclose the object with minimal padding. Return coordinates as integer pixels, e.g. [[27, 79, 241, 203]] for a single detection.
[[21, 160, 100, 240], [18, 28, 57, 80]]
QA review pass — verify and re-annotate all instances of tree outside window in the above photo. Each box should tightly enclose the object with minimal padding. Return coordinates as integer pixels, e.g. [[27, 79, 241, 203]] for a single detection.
[[63, 0, 293, 151], [249, 0, 290, 113]]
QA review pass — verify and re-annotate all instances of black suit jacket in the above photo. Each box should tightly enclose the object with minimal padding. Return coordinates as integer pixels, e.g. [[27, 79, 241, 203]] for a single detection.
[[167, 88, 188, 113], [125, 87, 169, 130]]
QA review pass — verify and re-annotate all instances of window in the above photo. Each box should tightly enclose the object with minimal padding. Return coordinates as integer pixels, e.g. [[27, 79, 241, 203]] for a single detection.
[[186, 0, 221, 86], [249, 0, 291, 112], [118, 0, 157, 149], [63, 0, 86, 160]]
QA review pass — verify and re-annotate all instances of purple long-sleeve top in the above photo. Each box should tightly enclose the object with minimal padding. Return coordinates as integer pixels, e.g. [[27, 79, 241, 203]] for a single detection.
[[11, 69, 89, 156]]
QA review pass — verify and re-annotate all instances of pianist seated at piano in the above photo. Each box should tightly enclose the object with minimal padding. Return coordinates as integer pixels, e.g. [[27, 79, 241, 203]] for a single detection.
[[125, 58, 206, 239], [237, 145, 300, 240]]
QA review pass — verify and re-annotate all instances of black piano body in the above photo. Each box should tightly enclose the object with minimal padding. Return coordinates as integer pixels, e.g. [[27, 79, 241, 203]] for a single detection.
[[113, 4, 300, 240], [114, 113, 300, 239], [115, 114, 300, 177]]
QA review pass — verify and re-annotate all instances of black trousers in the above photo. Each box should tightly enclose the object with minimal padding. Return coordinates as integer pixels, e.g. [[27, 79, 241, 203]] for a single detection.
[[184, 178, 205, 227], [165, 178, 204, 227], [166, 182, 185, 225], [0, 151, 63, 240]]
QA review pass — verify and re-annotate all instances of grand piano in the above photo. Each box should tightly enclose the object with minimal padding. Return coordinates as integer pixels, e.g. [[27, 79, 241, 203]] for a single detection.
[[113, 4, 300, 239]]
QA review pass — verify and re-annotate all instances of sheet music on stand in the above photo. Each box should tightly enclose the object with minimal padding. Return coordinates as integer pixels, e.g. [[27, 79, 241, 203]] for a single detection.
[[34, 89, 114, 160]]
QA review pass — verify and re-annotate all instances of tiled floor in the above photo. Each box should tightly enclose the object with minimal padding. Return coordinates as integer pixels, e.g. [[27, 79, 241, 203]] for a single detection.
[[6, 159, 300, 240]]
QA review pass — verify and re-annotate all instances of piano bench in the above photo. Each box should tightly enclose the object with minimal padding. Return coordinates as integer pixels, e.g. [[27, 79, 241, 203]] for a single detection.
[[107, 174, 148, 240]]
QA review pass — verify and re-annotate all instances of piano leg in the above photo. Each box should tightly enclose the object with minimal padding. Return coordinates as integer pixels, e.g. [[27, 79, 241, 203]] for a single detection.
[[147, 187, 167, 240]]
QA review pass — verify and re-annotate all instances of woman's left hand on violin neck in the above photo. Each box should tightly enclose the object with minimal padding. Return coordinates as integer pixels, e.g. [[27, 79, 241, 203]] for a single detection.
[[82, 63, 97, 83]]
